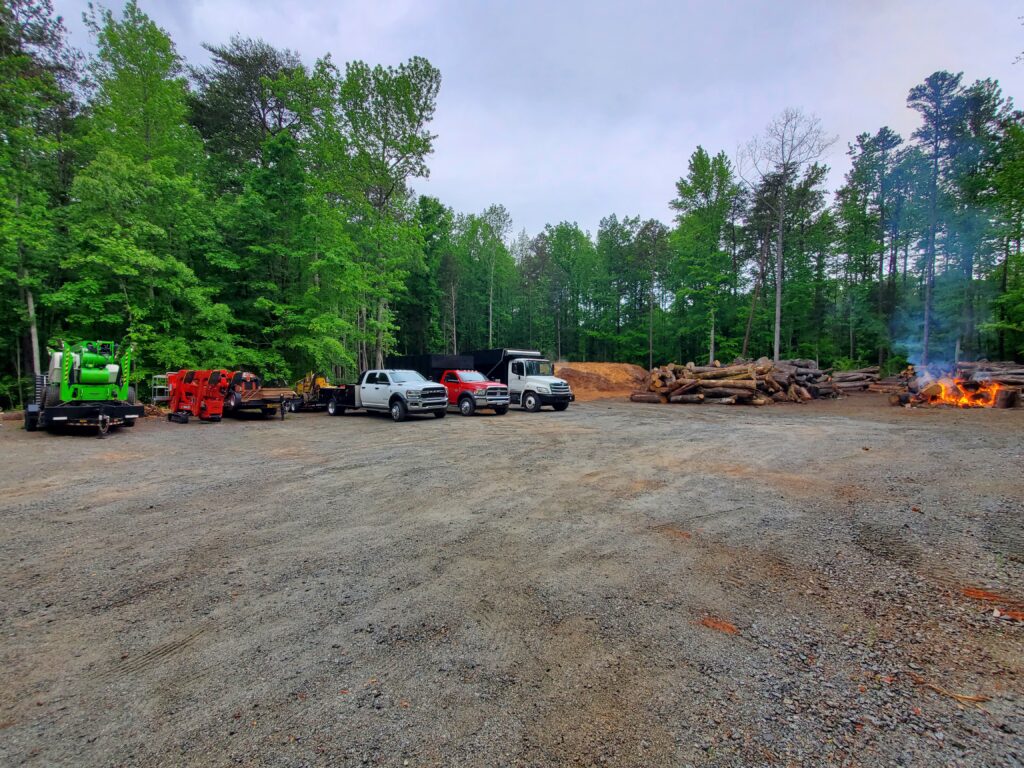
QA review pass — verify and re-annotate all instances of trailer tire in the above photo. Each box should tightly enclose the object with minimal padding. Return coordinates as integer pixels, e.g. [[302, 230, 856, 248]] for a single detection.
[[124, 416, 136, 427], [523, 392, 541, 412], [493, 405, 509, 415], [390, 398, 408, 422], [327, 397, 341, 416], [459, 396, 476, 416], [553, 401, 569, 411], [225, 391, 240, 412], [433, 409, 446, 419]]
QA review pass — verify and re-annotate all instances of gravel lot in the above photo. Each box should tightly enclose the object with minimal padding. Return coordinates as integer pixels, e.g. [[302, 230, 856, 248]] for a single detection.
[[1, 396, 1022, 767]]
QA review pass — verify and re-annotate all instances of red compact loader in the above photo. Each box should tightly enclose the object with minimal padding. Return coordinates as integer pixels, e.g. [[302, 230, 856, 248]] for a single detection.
[[167, 369, 230, 423]]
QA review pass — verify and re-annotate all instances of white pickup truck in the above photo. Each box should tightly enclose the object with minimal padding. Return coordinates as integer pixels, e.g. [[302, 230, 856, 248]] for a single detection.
[[327, 369, 449, 421]]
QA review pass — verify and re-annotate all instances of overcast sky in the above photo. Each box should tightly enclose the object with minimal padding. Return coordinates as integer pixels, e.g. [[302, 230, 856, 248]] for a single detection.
[[54, 0, 1024, 237]]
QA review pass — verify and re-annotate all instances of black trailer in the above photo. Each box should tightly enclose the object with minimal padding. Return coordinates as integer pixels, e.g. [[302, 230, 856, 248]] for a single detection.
[[384, 354, 474, 381]]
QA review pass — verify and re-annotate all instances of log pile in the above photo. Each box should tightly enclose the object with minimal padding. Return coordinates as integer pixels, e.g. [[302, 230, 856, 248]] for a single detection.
[[630, 357, 853, 406]]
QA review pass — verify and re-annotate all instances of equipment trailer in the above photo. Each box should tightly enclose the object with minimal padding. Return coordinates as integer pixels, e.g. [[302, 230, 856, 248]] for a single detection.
[[222, 371, 294, 420], [24, 340, 144, 437]]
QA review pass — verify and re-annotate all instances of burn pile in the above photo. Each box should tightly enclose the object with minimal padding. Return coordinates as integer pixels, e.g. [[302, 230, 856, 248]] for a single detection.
[[886, 361, 1022, 409], [629, 358, 875, 406]]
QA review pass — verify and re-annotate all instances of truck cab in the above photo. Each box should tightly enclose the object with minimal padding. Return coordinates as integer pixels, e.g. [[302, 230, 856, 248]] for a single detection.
[[468, 349, 574, 412], [438, 370, 510, 416]]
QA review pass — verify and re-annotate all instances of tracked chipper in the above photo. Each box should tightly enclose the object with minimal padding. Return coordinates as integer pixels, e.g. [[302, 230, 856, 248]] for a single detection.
[[24, 340, 144, 437]]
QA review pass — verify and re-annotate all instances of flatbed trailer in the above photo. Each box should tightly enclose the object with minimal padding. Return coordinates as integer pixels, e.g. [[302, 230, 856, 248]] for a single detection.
[[223, 372, 295, 420]]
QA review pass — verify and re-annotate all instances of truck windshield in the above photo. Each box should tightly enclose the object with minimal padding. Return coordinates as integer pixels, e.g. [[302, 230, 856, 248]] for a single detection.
[[458, 371, 487, 382], [524, 360, 554, 376], [390, 370, 426, 383]]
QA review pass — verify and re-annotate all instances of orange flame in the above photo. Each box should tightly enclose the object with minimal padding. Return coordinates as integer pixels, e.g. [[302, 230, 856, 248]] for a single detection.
[[928, 377, 1002, 408]]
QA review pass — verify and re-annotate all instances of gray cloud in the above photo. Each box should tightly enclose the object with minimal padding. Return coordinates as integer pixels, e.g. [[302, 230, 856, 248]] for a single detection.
[[54, 0, 1024, 236]]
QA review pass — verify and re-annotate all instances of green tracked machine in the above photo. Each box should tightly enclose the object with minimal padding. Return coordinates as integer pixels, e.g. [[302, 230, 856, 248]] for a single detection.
[[24, 340, 144, 436]]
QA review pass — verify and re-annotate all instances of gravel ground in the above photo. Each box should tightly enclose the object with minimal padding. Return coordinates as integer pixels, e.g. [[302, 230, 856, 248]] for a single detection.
[[1, 396, 1022, 767]]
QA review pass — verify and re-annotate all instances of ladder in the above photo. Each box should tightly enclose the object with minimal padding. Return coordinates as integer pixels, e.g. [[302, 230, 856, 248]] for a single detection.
[[150, 374, 170, 403]]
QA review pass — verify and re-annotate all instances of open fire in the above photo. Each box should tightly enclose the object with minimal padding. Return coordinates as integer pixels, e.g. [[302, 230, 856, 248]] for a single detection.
[[890, 363, 1021, 409], [922, 375, 1002, 408]]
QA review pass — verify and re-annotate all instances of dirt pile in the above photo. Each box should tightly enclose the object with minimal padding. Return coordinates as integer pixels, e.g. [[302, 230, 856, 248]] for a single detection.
[[554, 362, 647, 401]]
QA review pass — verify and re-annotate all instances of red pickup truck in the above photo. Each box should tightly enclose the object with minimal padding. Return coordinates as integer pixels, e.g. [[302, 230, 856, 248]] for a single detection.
[[438, 369, 511, 416]]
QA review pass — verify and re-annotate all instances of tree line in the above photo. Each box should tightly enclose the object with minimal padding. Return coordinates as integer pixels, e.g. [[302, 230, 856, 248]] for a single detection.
[[2, 0, 1022, 408]]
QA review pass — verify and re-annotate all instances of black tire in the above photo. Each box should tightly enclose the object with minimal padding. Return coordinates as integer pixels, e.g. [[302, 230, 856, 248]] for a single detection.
[[96, 418, 110, 439], [433, 409, 446, 419], [123, 416, 136, 427], [327, 397, 340, 416], [224, 391, 240, 412], [523, 392, 541, 412], [288, 400, 299, 413], [390, 398, 408, 422], [24, 412, 38, 432], [44, 383, 61, 407], [552, 401, 569, 411], [459, 396, 476, 416], [493, 405, 509, 415], [126, 386, 137, 405]]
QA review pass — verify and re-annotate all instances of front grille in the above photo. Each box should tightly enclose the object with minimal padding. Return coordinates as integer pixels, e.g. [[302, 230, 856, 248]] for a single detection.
[[421, 387, 447, 400], [550, 383, 570, 393], [486, 387, 509, 398]]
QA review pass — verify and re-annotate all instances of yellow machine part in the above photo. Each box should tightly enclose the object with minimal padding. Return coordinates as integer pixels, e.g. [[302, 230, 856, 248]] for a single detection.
[[295, 373, 330, 396]]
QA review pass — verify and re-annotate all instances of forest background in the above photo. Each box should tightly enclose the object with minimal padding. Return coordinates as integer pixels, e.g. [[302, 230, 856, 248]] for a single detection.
[[2, 0, 1023, 407]]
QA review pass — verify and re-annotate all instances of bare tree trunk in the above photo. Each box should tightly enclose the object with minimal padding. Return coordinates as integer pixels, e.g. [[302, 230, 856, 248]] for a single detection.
[[17, 266, 41, 377], [450, 287, 457, 353], [742, 235, 769, 358], [708, 308, 715, 365], [773, 189, 785, 362], [922, 148, 939, 366], [488, 260, 494, 346]]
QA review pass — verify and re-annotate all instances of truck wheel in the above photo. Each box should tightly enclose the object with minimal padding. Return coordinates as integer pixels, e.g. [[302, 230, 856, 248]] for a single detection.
[[493, 405, 509, 415], [124, 416, 136, 426], [225, 391, 240, 412], [96, 417, 110, 439], [390, 399, 408, 422], [459, 397, 476, 416], [44, 383, 61, 407], [126, 386, 137, 405], [553, 402, 569, 411], [288, 400, 299, 413], [523, 392, 541, 412], [433, 409, 446, 419], [327, 397, 340, 416]]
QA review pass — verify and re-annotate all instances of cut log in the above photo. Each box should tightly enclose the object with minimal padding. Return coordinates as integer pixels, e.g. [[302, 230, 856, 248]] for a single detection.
[[629, 392, 663, 403], [696, 378, 759, 391], [700, 386, 759, 398], [702, 396, 736, 405], [669, 393, 705, 404], [995, 389, 1020, 409], [668, 379, 701, 397], [694, 364, 755, 380]]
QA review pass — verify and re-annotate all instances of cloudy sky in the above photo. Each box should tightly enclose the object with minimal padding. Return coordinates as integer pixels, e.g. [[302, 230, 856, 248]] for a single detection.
[[54, 0, 1023, 236]]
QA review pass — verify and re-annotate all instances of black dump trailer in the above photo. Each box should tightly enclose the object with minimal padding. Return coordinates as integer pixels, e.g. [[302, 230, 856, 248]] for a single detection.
[[384, 354, 473, 381], [467, 349, 545, 384]]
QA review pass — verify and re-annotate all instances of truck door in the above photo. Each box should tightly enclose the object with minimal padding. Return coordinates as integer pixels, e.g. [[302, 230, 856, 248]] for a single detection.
[[361, 371, 381, 407], [443, 371, 460, 399], [510, 360, 525, 399]]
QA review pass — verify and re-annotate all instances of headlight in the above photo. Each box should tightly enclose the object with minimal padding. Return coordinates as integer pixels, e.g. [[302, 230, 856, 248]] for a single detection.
[[535, 385, 550, 394], [407, 390, 421, 398]]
